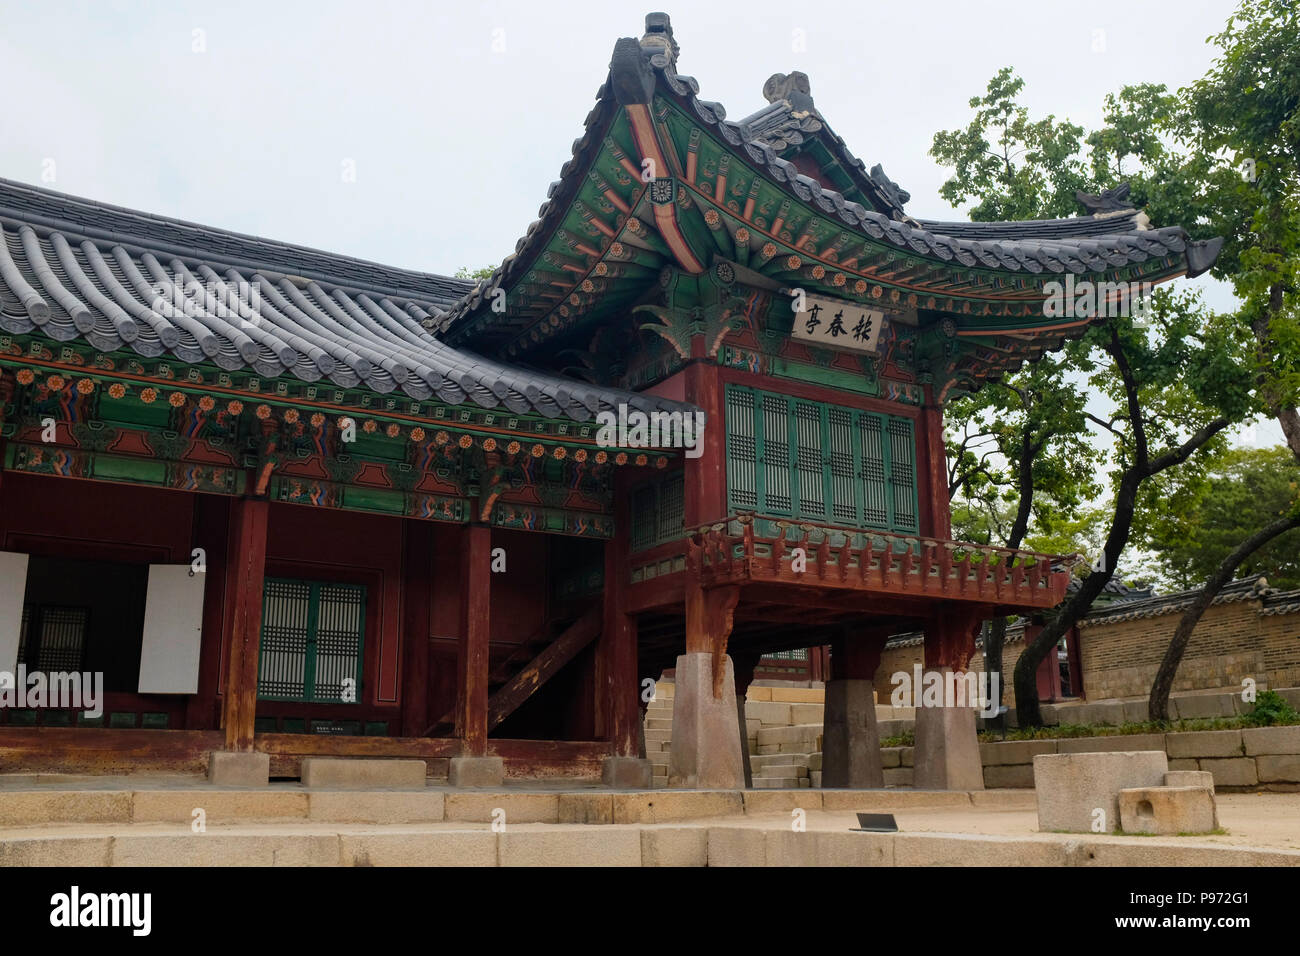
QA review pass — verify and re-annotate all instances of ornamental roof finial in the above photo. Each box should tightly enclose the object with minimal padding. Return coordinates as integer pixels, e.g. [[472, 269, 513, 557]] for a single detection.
[[641, 12, 679, 68]]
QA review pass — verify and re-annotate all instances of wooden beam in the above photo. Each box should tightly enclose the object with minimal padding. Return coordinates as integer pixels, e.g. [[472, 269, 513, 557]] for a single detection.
[[487, 606, 602, 732], [221, 496, 269, 751], [455, 523, 491, 754]]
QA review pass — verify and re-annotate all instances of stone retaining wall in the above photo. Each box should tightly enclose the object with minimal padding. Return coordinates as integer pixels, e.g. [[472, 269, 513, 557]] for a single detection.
[[881, 725, 1300, 791]]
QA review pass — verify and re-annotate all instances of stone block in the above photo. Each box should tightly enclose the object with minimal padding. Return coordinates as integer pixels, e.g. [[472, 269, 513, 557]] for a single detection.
[[900, 747, 914, 768], [790, 703, 824, 724], [1032, 751, 1168, 833], [300, 758, 426, 789], [821, 679, 883, 789], [112, 833, 339, 867], [499, 827, 641, 867], [135, 789, 308, 823], [1199, 757, 1258, 787], [1119, 786, 1219, 835], [821, 788, 969, 810], [602, 756, 652, 789], [0, 790, 131, 826], [309, 790, 445, 824], [1242, 725, 1300, 756], [1073, 702, 1126, 726], [883, 768, 913, 786], [207, 751, 269, 787], [448, 756, 505, 788], [667, 653, 746, 789], [1056, 733, 1166, 754], [612, 790, 743, 823], [1167, 759, 1200, 771], [341, 831, 496, 866], [640, 827, 708, 866], [742, 790, 821, 814], [913, 703, 983, 790], [876, 718, 913, 740], [979, 739, 1057, 766], [983, 764, 1035, 788], [894, 833, 1067, 866], [1163, 770, 1215, 792], [745, 701, 792, 726], [1166, 729, 1243, 759], [769, 687, 824, 703], [445, 792, 559, 823], [706, 827, 767, 866], [1257, 754, 1300, 783], [1122, 699, 1150, 723], [556, 793, 614, 824], [1172, 693, 1235, 720], [880, 747, 902, 768], [0, 836, 112, 867]]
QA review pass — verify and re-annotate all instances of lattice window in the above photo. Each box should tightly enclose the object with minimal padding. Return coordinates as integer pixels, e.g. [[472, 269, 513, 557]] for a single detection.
[[888, 417, 918, 531], [257, 579, 365, 703], [793, 401, 825, 518], [630, 471, 686, 553], [17, 605, 88, 672], [725, 385, 919, 535]]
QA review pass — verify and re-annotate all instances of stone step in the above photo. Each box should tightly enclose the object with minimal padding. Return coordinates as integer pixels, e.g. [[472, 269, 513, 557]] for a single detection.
[[644, 718, 674, 731], [755, 724, 823, 746]]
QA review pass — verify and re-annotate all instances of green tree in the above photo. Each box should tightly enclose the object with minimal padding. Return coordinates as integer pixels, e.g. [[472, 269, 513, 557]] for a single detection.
[[934, 83, 1103, 705], [933, 65, 1256, 726], [1137, 445, 1300, 590], [1145, 0, 1300, 720], [454, 265, 495, 280]]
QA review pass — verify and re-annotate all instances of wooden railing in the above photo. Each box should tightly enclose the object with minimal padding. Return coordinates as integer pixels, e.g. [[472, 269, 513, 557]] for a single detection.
[[686, 513, 1077, 608]]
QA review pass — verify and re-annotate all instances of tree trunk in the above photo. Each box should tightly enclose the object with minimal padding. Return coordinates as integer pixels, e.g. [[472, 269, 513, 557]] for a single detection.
[[984, 617, 1007, 707], [1149, 512, 1300, 720]]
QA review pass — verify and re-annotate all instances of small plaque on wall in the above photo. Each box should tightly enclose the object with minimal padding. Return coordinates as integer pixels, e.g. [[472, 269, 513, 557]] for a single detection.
[[791, 294, 886, 354]]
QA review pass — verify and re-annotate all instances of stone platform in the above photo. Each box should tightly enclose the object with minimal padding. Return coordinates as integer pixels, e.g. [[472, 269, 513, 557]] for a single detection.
[[0, 777, 1296, 866]]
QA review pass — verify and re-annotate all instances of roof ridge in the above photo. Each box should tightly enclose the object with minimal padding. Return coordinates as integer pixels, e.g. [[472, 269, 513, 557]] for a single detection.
[[0, 176, 471, 306]]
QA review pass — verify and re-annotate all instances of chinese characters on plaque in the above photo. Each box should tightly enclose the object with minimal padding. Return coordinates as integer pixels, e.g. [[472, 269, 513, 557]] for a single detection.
[[790, 294, 886, 353]]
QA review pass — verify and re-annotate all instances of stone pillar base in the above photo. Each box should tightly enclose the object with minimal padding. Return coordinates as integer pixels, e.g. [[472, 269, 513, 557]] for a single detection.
[[208, 751, 269, 787], [913, 704, 984, 790], [601, 756, 652, 789], [667, 652, 746, 790], [821, 679, 884, 788], [448, 756, 505, 788]]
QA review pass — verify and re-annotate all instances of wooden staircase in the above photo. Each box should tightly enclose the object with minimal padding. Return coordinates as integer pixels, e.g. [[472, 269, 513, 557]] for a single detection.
[[425, 606, 602, 736]]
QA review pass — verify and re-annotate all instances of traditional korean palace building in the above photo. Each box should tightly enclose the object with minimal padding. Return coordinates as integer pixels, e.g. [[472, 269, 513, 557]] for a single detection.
[[0, 14, 1219, 788]]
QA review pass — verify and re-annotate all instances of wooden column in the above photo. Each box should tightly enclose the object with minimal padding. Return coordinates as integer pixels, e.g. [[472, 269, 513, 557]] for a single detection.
[[921, 388, 951, 540], [220, 496, 269, 751], [455, 523, 492, 755], [599, 471, 639, 756], [400, 519, 434, 737], [682, 362, 726, 528]]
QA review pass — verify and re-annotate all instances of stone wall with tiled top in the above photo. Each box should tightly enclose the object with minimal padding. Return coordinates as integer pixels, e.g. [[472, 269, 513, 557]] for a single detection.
[[1079, 597, 1300, 701]]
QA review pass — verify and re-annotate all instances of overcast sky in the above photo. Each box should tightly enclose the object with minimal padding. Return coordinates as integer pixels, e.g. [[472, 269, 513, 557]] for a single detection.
[[0, 0, 1274, 447]]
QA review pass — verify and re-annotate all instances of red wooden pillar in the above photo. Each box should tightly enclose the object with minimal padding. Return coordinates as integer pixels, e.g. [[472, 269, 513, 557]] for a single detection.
[[920, 387, 951, 540], [682, 362, 725, 529], [220, 496, 269, 751], [599, 470, 639, 756], [400, 519, 434, 737], [455, 523, 491, 755]]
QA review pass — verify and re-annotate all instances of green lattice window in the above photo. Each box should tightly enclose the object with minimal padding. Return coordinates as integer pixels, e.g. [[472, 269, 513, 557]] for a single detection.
[[725, 385, 919, 533], [257, 579, 366, 703], [630, 471, 686, 552]]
